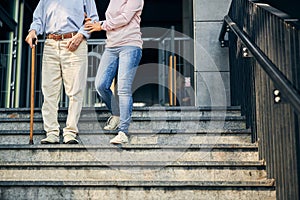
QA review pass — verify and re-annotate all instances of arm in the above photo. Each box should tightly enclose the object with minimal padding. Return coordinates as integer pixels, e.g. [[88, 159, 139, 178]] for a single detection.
[[25, 0, 45, 48], [29, 0, 45, 36], [67, 0, 99, 51], [78, 0, 99, 39], [102, 0, 143, 31]]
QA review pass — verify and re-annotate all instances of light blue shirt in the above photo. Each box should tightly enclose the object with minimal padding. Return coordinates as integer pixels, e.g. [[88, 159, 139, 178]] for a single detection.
[[29, 0, 99, 39]]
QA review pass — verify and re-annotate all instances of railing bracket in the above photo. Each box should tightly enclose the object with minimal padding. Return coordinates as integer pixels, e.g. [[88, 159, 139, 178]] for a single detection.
[[273, 89, 281, 104], [242, 46, 253, 57], [226, 25, 231, 32], [220, 40, 229, 47]]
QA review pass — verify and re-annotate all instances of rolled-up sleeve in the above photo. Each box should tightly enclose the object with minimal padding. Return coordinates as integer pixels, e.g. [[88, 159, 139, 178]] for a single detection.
[[102, 0, 143, 31]]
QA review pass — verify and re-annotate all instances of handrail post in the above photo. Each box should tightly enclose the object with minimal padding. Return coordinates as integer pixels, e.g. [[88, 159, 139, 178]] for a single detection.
[[218, 20, 229, 47], [168, 55, 177, 106], [168, 26, 176, 106]]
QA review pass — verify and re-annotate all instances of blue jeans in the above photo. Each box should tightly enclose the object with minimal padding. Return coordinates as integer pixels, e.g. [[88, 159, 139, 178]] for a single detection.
[[95, 46, 142, 135]]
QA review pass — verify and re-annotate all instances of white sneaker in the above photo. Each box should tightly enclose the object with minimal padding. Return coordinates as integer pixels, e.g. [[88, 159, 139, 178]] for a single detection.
[[110, 131, 129, 144], [63, 133, 79, 144], [104, 116, 120, 130], [41, 134, 59, 144]]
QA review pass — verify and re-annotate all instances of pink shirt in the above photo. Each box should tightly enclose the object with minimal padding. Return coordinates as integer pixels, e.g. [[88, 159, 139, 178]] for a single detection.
[[101, 0, 144, 48]]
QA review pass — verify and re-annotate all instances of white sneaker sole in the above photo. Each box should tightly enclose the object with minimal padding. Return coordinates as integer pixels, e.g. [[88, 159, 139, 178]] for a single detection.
[[103, 125, 119, 130]]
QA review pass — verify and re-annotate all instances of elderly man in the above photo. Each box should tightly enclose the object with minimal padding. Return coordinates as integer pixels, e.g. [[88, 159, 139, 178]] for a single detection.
[[25, 0, 99, 144]]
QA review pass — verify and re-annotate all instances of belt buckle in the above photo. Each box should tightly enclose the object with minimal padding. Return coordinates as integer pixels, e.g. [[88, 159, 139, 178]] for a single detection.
[[53, 33, 62, 40], [51, 34, 59, 41]]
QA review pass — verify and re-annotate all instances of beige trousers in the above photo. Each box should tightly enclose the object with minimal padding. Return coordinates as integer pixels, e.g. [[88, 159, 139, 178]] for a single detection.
[[41, 39, 87, 137]]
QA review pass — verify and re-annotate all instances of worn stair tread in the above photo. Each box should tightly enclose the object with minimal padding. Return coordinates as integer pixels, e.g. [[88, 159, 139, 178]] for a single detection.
[[0, 129, 252, 135], [0, 160, 265, 167], [0, 106, 243, 120], [0, 180, 275, 187], [0, 143, 258, 150], [0, 115, 246, 122], [0, 106, 274, 199], [0, 106, 242, 113]]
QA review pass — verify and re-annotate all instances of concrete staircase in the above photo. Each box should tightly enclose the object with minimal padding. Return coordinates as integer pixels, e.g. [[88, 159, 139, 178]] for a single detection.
[[0, 106, 275, 199]]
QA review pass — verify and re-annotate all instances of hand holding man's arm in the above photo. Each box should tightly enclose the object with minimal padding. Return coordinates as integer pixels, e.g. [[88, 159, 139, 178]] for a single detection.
[[84, 21, 103, 33]]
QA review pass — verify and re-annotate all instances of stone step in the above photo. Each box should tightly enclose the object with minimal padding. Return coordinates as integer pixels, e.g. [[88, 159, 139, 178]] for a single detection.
[[0, 106, 242, 119], [0, 160, 267, 182], [0, 180, 275, 187], [0, 129, 252, 145], [0, 106, 272, 200], [0, 180, 276, 200], [0, 144, 259, 162], [0, 160, 266, 167], [0, 168, 267, 182], [0, 116, 246, 131]]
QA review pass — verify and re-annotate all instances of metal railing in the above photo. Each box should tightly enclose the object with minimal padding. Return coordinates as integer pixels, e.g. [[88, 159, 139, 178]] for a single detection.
[[158, 26, 192, 106], [0, 35, 193, 108], [219, 0, 300, 199]]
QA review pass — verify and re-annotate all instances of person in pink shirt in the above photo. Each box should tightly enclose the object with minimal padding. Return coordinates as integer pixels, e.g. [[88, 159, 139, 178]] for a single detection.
[[85, 0, 144, 144]]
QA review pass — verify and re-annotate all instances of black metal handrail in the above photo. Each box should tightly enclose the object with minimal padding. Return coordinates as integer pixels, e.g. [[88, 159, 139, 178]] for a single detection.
[[219, 15, 300, 114], [220, 0, 300, 199]]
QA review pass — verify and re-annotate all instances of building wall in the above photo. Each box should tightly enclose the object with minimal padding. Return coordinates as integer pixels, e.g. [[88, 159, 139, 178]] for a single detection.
[[193, 0, 231, 106]]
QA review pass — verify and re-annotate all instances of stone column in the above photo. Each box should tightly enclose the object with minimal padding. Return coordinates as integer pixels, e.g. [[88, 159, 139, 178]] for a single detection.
[[193, 0, 232, 106]]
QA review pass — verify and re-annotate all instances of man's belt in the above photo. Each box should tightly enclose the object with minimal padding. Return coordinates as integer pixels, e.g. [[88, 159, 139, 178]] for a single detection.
[[46, 32, 77, 41]]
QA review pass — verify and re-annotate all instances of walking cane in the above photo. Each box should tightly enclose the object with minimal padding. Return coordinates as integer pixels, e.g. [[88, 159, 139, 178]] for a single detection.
[[29, 38, 36, 145]]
